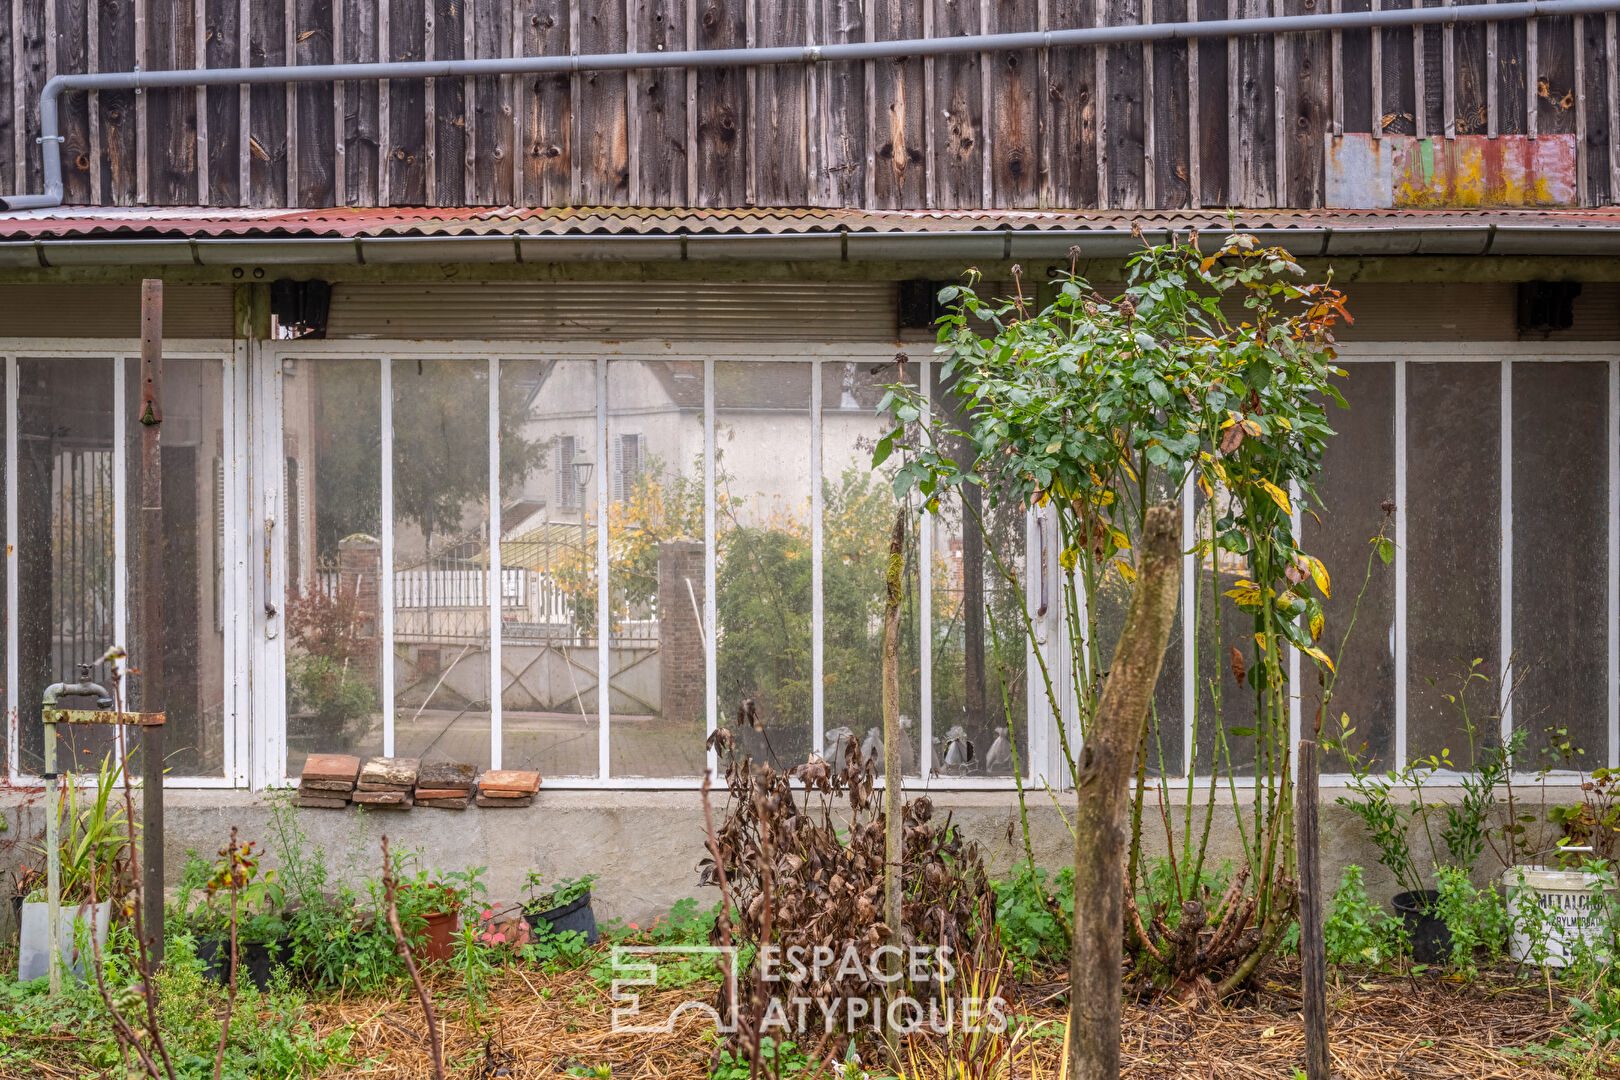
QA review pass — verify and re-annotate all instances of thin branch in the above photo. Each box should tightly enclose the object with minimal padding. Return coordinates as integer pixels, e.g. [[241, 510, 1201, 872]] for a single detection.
[[381, 835, 445, 1080]]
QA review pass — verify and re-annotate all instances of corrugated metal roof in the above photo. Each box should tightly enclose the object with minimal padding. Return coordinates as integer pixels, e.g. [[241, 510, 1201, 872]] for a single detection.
[[5, 204, 1620, 240]]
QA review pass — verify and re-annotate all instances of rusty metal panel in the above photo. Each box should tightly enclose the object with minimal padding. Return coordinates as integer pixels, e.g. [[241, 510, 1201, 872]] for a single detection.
[[1327, 133, 1581, 208]]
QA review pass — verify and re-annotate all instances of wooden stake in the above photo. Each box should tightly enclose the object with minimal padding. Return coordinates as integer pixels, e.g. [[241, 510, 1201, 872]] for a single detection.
[[1297, 738, 1330, 1080], [882, 509, 905, 951], [139, 278, 165, 965]]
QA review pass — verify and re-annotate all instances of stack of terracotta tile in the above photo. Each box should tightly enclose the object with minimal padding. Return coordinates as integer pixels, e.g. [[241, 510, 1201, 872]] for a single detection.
[[475, 769, 541, 808], [353, 756, 420, 810], [414, 761, 476, 809], [297, 754, 360, 808]]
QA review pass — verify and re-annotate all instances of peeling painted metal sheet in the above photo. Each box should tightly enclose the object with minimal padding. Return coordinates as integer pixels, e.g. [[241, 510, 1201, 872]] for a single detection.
[[1327, 135, 1581, 209]]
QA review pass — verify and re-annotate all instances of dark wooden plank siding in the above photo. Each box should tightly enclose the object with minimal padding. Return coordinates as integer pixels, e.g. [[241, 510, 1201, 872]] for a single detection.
[[815, 0, 865, 206], [1339, 0, 1373, 134], [385, 0, 426, 203], [98, 0, 137, 202], [757, 0, 810, 205], [930, 0, 982, 207], [203, 0, 242, 204], [1583, 12, 1611, 203], [1047, 0, 1100, 209], [694, 0, 746, 206], [56, 0, 91, 203], [633, 0, 688, 206], [1102, 0, 1145, 208], [1151, 0, 1191, 208], [575, 0, 627, 203], [1537, 13, 1578, 134], [294, 0, 335, 205], [248, 0, 288, 205], [339, 0, 378, 203], [1496, 11, 1528, 132], [1196, 0, 1229, 204], [518, 0, 570, 205], [1282, 7, 1326, 208], [466, 0, 511, 205], [989, 0, 1039, 208], [147, 0, 198, 203], [428, 0, 464, 204], [0, 0, 1615, 210]]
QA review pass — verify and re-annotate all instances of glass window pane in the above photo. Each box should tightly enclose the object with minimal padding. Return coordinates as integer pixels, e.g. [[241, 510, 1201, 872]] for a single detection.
[[1407, 361, 1501, 765], [18, 358, 117, 776], [929, 366, 1028, 779], [498, 358, 604, 779], [392, 360, 492, 772], [124, 357, 227, 777], [284, 358, 384, 779], [821, 359, 923, 775], [1305, 362, 1397, 773], [1513, 362, 1609, 768], [1192, 486, 1259, 777], [608, 359, 708, 778], [717, 361, 813, 768]]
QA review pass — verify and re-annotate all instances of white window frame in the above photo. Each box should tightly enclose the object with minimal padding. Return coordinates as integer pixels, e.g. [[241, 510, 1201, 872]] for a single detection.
[[1, 338, 247, 789]]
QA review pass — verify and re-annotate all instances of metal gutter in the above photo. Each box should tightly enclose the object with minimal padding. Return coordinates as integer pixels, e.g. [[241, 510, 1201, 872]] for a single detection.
[[5, 0, 1620, 210], [8, 223, 1620, 268]]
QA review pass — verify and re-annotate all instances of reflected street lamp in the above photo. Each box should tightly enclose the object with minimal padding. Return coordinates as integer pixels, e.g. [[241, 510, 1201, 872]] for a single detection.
[[572, 453, 594, 556]]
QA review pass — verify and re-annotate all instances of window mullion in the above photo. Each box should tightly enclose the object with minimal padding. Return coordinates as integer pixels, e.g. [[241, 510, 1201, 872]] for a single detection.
[[5, 355, 15, 782], [1394, 359, 1408, 770], [380, 356, 395, 759], [597, 356, 610, 781], [489, 355, 502, 772], [1610, 359, 1619, 770], [704, 357, 717, 779], [919, 358, 933, 779], [811, 360, 824, 757], [1499, 357, 1514, 750]]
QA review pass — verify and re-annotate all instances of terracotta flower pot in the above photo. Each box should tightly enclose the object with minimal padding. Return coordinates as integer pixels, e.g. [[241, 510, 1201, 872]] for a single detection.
[[417, 907, 460, 963]]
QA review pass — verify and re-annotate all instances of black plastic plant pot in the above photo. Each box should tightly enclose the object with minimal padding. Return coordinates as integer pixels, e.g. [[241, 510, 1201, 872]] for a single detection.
[[196, 934, 291, 991], [1392, 890, 1452, 965], [521, 889, 598, 944]]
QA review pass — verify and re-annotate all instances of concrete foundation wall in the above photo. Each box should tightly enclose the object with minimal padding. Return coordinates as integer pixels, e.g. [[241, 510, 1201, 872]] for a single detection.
[[0, 783, 1571, 938]]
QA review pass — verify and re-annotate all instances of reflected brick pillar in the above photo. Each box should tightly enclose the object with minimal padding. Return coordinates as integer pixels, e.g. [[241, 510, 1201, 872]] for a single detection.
[[338, 535, 382, 687], [657, 540, 705, 723]]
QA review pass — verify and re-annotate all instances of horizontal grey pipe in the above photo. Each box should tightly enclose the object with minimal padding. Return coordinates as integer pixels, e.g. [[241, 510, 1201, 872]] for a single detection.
[[5, 0, 1619, 209]]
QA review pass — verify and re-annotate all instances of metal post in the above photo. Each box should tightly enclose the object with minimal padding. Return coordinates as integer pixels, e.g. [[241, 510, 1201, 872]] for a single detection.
[[43, 710, 59, 995], [139, 279, 165, 965]]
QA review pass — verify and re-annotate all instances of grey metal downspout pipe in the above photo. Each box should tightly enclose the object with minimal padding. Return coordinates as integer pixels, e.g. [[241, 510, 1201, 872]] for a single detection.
[[5, 0, 1620, 209]]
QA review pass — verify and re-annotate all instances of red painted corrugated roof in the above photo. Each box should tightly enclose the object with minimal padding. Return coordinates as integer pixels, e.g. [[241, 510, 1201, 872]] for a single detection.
[[4, 204, 1620, 240]]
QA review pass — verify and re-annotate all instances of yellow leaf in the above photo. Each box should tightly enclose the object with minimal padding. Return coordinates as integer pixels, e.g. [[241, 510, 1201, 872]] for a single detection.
[[1113, 558, 1137, 584], [1254, 632, 1268, 651], [1059, 546, 1078, 570], [1045, 441, 1062, 454], [1302, 645, 1335, 672], [1261, 1026, 1278, 1039], [1309, 609, 1324, 642], [1304, 554, 1331, 598], [1258, 478, 1293, 517], [1197, 474, 1213, 498], [1109, 528, 1131, 551]]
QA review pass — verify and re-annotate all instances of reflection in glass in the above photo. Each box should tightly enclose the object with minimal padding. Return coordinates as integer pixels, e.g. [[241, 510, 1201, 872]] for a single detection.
[[716, 361, 814, 769], [821, 360, 923, 775], [1513, 362, 1608, 767], [607, 359, 708, 778], [1304, 363, 1397, 773], [499, 358, 607, 778], [124, 357, 227, 777], [1406, 362, 1501, 765], [18, 358, 117, 776], [284, 359, 384, 778], [391, 360, 495, 771], [929, 366, 1028, 779]]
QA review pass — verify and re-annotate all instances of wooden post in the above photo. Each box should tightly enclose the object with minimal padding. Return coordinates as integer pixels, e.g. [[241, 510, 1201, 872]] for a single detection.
[[139, 279, 165, 965], [1297, 738, 1329, 1080], [882, 510, 905, 951]]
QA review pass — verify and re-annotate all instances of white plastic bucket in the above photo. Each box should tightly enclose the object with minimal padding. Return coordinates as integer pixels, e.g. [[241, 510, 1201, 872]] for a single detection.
[[1504, 866, 1614, 967], [17, 899, 111, 982]]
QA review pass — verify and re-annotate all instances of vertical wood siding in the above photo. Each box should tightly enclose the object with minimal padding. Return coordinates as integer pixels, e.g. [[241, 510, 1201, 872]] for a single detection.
[[0, 0, 1614, 208]]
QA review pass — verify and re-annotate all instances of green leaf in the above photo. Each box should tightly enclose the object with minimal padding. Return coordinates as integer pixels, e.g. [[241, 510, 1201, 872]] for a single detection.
[[1375, 537, 1395, 565]]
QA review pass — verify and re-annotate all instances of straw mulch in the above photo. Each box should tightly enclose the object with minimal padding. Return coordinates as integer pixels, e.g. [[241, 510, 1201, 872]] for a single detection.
[[311, 960, 1602, 1079]]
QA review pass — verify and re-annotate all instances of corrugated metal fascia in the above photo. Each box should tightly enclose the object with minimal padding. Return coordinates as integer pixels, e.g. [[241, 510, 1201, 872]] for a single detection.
[[0, 283, 234, 337]]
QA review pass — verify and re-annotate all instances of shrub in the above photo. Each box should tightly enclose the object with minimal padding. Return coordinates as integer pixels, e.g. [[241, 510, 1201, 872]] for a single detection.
[[1324, 866, 1398, 967]]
